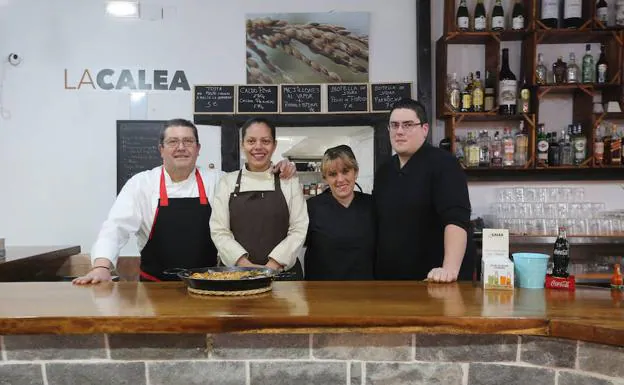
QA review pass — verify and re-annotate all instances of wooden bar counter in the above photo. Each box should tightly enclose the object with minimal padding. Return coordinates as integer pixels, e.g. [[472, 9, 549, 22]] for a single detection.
[[1, 281, 623, 385]]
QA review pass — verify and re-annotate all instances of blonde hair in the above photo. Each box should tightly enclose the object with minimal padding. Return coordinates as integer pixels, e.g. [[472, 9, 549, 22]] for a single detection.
[[321, 145, 359, 178]]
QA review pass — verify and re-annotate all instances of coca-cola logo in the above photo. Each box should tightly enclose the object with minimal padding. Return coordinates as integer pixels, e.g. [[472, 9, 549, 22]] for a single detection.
[[550, 280, 570, 288]]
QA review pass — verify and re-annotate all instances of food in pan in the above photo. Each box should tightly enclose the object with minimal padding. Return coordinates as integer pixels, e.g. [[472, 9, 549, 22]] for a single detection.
[[189, 270, 266, 280]]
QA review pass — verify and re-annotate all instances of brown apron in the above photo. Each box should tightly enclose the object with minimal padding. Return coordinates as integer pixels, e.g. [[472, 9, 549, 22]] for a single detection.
[[228, 169, 303, 280]]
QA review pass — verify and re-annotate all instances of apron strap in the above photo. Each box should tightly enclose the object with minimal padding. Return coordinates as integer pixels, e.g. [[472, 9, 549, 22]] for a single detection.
[[139, 270, 162, 282], [233, 169, 243, 195], [151, 168, 208, 240], [195, 169, 209, 205]]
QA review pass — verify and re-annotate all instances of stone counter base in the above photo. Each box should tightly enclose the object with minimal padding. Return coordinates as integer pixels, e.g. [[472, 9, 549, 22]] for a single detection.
[[1, 333, 623, 385]]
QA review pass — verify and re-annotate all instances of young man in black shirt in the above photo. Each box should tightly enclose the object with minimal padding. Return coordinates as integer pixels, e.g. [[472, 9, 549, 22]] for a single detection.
[[373, 98, 474, 282]]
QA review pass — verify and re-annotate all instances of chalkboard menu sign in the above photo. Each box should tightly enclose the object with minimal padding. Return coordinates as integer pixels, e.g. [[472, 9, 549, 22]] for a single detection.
[[280, 84, 322, 113], [194, 85, 236, 114], [327, 83, 369, 113], [370, 83, 413, 112], [236, 85, 279, 114], [116, 121, 165, 194]]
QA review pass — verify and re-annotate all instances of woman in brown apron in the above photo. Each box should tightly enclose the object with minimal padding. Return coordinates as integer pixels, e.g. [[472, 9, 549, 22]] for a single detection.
[[210, 118, 308, 279]]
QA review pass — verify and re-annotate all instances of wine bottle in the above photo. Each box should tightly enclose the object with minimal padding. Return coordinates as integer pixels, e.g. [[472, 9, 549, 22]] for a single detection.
[[582, 44, 594, 83], [499, 48, 517, 115], [596, 0, 608, 26], [491, 0, 505, 31], [474, 0, 487, 31], [456, 0, 470, 31], [596, 44, 608, 84], [563, 0, 583, 29], [618, 0, 624, 26], [512, 0, 525, 30], [541, 0, 560, 28]]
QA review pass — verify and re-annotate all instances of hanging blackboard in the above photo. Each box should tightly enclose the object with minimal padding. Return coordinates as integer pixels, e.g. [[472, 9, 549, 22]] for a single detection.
[[194, 85, 236, 114], [236, 85, 279, 114], [327, 83, 369, 113], [280, 84, 322, 113], [116, 120, 165, 194], [370, 83, 413, 112]]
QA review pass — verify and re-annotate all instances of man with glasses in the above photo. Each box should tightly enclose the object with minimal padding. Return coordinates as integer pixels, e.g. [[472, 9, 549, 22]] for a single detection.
[[373, 98, 474, 283], [74, 118, 295, 284]]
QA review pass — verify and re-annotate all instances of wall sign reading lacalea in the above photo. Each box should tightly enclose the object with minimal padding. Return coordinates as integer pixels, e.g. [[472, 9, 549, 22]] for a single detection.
[[64, 69, 190, 91]]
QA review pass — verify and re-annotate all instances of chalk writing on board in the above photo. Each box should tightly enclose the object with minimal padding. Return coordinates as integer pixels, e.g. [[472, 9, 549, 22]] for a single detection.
[[117, 121, 164, 194], [237, 86, 278, 113], [371, 83, 412, 112], [327, 84, 368, 112], [281, 85, 322, 113], [194, 85, 235, 113]]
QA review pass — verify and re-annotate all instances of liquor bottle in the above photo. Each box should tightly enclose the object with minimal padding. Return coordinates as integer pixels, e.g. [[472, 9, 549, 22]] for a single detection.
[[447, 73, 461, 112], [491, 131, 503, 167], [460, 76, 472, 112], [455, 136, 465, 164], [457, 0, 470, 31], [472, 71, 484, 112], [511, 0, 525, 30], [478, 130, 491, 167], [582, 44, 594, 83], [596, 0, 608, 26], [519, 76, 531, 113], [563, 0, 583, 28], [503, 127, 515, 166], [594, 123, 604, 166], [484, 71, 495, 112], [465, 132, 480, 167], [603, 125, 613, 164], [541, 0, 560, 28], [537, 123, 549, 167], [552, 226, 570, 278], [573, 124, 587, 165], [617, 0, 624, 26], [498, 48, 517, 115], [491, 0, 505, 31], [610, 123, 621, 165], [596, 44, 608, 84], [515, 121, 528, 166], [474, 0, 487, 31], [566, 52, 580, 83], [553, 56, 567, 84], [548, 131, 561, 166], [536, 53, 548, 85], [560, 129, 574, 165]]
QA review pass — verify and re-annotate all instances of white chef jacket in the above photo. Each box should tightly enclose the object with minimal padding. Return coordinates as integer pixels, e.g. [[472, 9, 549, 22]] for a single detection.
[[210, 167, 308, 270], [90, 166, 223, 267]]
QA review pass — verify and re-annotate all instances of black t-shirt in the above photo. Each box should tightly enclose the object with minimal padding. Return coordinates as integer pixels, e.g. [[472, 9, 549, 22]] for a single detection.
[[304, 191, 375, 280], [373, 143, 475, 280]]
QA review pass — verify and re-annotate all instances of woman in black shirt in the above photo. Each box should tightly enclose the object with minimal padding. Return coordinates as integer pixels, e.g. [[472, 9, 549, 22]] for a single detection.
[[304, 145, 375, 280]]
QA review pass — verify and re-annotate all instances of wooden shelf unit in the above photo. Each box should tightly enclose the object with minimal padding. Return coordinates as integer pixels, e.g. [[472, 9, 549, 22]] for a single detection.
[[437, 0, 624, 179]]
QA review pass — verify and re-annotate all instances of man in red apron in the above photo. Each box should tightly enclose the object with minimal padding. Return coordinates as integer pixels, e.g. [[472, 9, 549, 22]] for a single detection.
[[73, 119, 295, 284]]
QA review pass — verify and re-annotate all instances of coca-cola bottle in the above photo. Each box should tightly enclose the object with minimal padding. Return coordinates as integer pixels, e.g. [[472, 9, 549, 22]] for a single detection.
[[552, 226, 570, 277]]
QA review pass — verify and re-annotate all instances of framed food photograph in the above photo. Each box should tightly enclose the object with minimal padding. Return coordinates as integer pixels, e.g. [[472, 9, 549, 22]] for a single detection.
[[245, 12, 369, 84]]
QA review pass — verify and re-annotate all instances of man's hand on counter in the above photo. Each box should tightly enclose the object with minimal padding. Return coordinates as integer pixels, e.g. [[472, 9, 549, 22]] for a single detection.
[[72, 259, 114, 285], [426, 267, 458, 283]]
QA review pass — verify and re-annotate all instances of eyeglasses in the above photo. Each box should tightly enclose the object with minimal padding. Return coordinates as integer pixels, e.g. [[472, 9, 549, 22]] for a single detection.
[[163, 138, 197, 148], [388, 121, 425, 132]]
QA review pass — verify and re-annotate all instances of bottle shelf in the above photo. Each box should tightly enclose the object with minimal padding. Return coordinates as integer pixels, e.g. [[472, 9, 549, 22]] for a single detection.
[[445, 30, 528, 44], [535, 29, 613, 44], [594, 112, 624, 120]]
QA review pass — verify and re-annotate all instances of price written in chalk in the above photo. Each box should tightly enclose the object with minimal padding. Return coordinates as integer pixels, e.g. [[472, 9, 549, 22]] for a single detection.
[[237, 85, 279, 113], [281, 84, 322, 113], [327, 84, 369, 113]]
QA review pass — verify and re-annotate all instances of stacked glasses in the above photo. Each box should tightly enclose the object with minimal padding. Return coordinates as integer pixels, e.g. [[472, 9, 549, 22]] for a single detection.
[[489, 187, 620, 236]]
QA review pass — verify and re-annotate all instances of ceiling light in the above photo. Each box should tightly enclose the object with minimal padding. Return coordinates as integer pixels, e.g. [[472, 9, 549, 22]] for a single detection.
[[106, 1, 139, 18]]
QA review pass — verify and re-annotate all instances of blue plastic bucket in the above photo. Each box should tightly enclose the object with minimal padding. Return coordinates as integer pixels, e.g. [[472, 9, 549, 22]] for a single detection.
[[512, 253, 550, 289]]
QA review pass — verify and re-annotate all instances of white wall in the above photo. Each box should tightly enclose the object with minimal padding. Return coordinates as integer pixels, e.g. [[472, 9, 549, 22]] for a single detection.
[[0, 0, 417, 255], [348, 128, 374, 193], [432, 0, 624, 220]]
